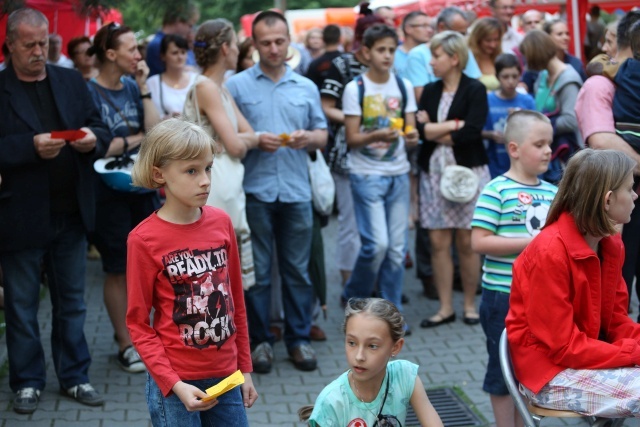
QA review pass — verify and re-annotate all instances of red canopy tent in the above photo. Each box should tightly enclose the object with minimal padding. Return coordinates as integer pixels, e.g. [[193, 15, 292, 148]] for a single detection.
[[0, 0, 122, 61]]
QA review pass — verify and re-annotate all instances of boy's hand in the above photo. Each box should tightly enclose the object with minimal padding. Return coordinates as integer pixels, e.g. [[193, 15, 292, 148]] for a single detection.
[[241, 373, 259, 408], [172, 381, 219, 412], [405, 128, 419, 147], [373, 128, 399, 143]]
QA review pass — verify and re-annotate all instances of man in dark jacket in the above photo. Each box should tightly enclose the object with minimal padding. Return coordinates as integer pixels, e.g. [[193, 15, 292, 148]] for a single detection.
[[0, 8, 110, 415]]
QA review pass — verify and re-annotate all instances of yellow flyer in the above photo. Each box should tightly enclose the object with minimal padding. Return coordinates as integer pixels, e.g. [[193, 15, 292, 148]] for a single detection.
[[200, 370, 244, 402]]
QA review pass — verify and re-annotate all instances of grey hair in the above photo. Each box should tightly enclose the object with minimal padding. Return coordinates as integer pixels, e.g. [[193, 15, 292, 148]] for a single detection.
[[436, 6, 467, 30], [6, 8, 48, 43], [343, 298, 405, 342]]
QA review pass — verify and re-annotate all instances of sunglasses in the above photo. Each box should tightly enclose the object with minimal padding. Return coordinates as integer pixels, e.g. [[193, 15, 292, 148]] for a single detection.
[[101, 22, 122, 51]]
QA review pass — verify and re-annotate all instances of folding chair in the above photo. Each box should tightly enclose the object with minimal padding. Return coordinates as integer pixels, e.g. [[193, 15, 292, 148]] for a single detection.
[[498, 329, 624, 427]]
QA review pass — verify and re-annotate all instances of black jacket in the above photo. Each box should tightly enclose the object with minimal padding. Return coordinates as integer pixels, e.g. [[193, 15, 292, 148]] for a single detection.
[[417, 73, 489, 173], [0, 65, 110, 251]]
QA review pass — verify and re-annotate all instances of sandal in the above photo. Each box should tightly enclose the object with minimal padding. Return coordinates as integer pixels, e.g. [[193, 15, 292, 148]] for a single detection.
[[420, 312, 456, 328]]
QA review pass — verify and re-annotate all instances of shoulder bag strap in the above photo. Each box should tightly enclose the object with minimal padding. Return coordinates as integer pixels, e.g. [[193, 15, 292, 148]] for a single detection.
[[158, 74, 169, 117]]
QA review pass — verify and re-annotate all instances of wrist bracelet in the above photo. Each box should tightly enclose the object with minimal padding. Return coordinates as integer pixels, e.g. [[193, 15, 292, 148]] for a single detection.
[[455, 118, 459, 131], [122, 136, 129, 154], [140, 93, 152, 99]]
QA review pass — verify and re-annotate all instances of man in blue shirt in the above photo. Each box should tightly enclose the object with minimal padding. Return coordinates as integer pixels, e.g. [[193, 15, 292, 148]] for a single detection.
[[405, 6, 481, 101], [226, 10, 327, 375], [146, 4, 199, 76]]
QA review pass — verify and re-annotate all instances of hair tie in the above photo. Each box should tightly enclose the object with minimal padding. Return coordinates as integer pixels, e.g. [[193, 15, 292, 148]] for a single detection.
[[193, 41, 207, 48]]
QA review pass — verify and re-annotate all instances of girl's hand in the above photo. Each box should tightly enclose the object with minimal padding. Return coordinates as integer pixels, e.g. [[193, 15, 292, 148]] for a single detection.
[[416, 110, 430, 124], [241, 373, 259, 408], [171, 381, 219, 412]]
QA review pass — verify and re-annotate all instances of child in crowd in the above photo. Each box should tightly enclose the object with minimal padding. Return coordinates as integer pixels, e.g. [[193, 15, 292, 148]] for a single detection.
[[340, 24, 419, 321], [482, 54, 536, 178], [471, 110, 557, 427], [126, 119, 257, 425], [301, 298, 443, 427], [506, 149, 640, 418]]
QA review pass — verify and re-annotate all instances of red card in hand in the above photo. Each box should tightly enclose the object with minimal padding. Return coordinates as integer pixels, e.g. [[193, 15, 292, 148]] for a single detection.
[[51, 130, 87, 141]]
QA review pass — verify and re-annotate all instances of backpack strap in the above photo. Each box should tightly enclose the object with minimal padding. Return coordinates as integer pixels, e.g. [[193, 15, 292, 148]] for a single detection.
[[394, 74, 407, 122]]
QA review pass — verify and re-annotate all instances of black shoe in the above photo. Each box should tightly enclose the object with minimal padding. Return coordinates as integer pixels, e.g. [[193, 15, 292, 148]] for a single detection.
[[463, 312, 481, 325], [289, 343, 317, 371], [420, 312, 456, 328], [13, 387, 40, 414], [62, 383, 104, 406], [251, 342, 273, 374], [403, 325, 412, 336], [401, 293, 410, 304], [118, 346, 146, 373]]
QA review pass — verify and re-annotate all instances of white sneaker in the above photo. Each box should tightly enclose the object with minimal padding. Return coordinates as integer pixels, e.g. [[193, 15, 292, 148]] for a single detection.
[[118, 346, 146, 373]]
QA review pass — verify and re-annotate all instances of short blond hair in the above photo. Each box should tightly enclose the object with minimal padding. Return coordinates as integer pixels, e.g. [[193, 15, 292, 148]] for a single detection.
[[430, 30, 468, 70], [504, 110, 551, 146], [132, 119, 216, 189], [546, 149, 636, 237]]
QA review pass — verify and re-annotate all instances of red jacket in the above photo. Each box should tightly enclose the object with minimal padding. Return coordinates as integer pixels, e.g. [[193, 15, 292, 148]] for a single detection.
[[506, 212, 640, 393], [126, 207, 252, 396]]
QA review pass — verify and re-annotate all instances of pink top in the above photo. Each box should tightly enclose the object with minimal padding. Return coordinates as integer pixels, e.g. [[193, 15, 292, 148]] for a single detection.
[[575, 75, 616, 143]]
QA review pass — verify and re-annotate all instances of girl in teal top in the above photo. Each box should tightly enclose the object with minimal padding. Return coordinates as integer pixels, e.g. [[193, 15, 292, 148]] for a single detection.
[[300, 298, 443, 427]]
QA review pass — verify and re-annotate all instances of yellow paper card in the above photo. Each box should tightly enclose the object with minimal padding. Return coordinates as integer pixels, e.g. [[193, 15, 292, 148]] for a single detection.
[[201, 370, 244, 402]]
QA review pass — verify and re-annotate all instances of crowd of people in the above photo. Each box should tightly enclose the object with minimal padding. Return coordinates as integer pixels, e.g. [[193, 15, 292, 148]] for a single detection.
[[1, 0, 640, 425]]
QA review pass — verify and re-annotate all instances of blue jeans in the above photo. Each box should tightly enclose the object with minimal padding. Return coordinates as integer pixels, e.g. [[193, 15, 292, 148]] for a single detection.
[[479, 288, 510, 396], [146, 374, 249, 427], [0, 212, 91, 392], [244, 196, 314, 350], [343, 173, 410, 311]]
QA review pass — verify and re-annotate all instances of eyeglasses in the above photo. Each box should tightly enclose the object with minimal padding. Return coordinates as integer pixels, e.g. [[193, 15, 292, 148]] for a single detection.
[[373, 414, 403, 427]]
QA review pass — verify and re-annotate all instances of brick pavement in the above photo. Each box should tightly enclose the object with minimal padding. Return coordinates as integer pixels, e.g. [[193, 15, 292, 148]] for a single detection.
[[0, 218, 637, 426]]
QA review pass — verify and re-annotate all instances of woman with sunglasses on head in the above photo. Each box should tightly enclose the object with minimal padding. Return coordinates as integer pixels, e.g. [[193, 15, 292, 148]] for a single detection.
[[146, 34, 197, 120], [299, 298, 443, 427], [86, 22, 161, 374]]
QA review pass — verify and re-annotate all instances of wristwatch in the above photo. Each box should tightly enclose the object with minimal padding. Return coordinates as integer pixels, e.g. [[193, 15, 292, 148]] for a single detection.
[[140, 93, 152, 100]]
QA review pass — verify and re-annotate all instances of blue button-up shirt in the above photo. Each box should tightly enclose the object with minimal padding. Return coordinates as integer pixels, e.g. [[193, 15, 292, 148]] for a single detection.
[[226, 64, 327, 203]]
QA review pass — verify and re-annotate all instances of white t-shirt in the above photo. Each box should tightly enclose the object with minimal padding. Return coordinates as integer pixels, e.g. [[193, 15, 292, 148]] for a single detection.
[[342, 73, 417, 176], [147, 72, 197, 118]]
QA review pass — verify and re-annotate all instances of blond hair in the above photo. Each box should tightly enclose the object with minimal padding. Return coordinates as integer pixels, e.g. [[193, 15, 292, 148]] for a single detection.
[[193, 19, 235, 70], [430, 30, 468, 70], [546, 149, 636, 237], [503, 110, 551, 146], [468, 17, 503, 62], [131, 118, 216, 189]]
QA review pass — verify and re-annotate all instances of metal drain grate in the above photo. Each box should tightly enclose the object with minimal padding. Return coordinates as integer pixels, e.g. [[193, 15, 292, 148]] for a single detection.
[[405, 388, 484, 427]]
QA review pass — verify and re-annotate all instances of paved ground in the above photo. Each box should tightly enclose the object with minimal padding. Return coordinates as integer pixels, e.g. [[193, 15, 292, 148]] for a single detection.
[[0, 217, 639, 426]]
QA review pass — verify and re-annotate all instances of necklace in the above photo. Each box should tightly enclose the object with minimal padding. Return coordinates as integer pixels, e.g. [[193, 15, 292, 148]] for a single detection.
[[350, 371, 384, 421]]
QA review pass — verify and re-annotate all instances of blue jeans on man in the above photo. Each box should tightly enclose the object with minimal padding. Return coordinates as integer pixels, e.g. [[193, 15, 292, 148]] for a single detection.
[[244, 196, 314, 351], [0, 212, 91, 392], [343, 173, 410, 311]]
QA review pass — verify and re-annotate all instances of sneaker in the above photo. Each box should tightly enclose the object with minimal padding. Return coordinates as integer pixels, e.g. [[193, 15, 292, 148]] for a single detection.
[[251, 342, 274, 374], [62, 383, 104, 406], [118, 346, 146, 373], [13, 387, 40, 414], [289, 343, 317, 371]]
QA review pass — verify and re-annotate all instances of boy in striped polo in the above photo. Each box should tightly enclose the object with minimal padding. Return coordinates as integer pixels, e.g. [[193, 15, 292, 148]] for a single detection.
[[471, 110, 557, 427]]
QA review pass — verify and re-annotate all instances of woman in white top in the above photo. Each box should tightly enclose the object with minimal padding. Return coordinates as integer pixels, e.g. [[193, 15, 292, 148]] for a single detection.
[[182, 19, 259, 288], [146, 34, 197, 120]]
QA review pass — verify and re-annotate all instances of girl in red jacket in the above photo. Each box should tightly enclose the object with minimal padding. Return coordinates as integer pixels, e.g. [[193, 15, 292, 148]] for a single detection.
[[127, 118, 257, 426], [506, 148, 640, 418]]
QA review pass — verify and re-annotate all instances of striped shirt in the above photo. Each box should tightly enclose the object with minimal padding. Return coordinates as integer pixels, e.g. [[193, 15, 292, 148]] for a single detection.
[[472, 175, 557, 293]]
